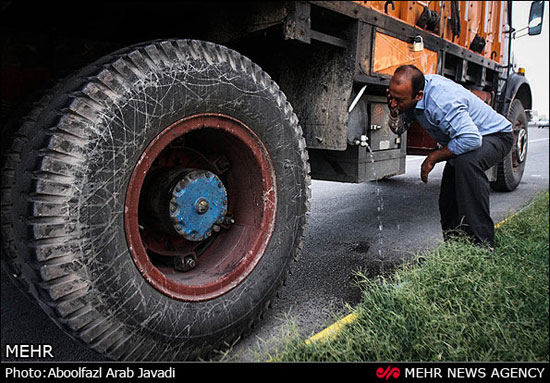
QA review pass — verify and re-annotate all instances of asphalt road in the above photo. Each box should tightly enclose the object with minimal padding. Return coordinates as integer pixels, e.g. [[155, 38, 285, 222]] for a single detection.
[[1, 127, 548, 362]]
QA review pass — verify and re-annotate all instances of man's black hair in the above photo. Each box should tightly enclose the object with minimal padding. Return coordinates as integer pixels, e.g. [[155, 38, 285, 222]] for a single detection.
[[394, 65, 425, 97]]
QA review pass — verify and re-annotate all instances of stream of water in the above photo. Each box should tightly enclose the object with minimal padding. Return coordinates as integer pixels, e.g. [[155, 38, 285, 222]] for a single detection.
[[365, 143, 384, 257]]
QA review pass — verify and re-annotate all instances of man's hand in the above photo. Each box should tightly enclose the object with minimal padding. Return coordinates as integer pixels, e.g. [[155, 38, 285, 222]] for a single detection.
[[420, 146, 457, 183], [421, 157, 436, 183]]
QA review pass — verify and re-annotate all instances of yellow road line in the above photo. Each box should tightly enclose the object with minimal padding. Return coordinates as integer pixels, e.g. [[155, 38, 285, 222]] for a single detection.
[[305, 312, 359, 344], [494, 215, 513, 229]]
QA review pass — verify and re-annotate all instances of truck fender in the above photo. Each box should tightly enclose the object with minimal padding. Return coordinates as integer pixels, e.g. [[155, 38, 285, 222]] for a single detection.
[[501, 72, 533, 116]]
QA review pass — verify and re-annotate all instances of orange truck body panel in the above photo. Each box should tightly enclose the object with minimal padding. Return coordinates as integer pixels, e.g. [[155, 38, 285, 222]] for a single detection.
[[372, 31, 439, 75], [355, 1, 508, 65]]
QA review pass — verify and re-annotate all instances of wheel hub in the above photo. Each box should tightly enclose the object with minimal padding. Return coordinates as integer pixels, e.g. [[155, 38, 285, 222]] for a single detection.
[[516, 128, 527, 164], [125, 113, 276, 301], [170, 170, 227, 241]]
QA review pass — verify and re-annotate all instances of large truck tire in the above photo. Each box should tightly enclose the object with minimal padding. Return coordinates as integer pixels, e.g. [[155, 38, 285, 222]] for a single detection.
[[491, 99, 528, 192], [0, 39, 310, 360]]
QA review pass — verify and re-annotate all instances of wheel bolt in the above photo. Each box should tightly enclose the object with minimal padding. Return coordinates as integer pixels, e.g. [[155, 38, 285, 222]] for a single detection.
[[195, 198, 209, 214], [184, 256, 196, 269]]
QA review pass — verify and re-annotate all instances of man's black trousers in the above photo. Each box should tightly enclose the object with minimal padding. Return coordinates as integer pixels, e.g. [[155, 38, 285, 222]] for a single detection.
[[439, 131, 514, 247]]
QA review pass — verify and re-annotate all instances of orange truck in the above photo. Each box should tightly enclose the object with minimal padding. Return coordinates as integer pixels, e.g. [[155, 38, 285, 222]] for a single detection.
[[0, 1, 545, 360]]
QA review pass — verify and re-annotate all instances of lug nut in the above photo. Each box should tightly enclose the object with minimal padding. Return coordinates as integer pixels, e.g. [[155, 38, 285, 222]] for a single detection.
[[184, 256, 196, 269]]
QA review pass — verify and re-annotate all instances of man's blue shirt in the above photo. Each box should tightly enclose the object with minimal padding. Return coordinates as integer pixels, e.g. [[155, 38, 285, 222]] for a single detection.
[[403, 74, 512, 155]]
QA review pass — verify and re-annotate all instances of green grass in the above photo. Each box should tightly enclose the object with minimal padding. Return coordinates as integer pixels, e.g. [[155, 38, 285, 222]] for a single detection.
[[273, 190, 549, 362]]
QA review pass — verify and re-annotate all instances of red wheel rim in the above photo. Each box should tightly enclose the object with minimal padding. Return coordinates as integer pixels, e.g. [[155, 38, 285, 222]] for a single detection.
[[125, 114, 277, 301]]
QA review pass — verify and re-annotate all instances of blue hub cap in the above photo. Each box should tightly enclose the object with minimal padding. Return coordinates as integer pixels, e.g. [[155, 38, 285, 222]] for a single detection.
[[169, 170, 228, 241]]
